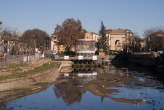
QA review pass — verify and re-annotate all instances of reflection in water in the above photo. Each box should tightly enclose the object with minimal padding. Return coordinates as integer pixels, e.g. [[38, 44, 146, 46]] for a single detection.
[[54, 79, 86, 105], [54, 68, 160, 105], [1, 67, 164, 110]]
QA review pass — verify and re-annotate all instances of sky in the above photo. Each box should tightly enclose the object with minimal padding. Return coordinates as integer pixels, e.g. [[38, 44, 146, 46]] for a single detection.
[[0, 0, 164, 36]]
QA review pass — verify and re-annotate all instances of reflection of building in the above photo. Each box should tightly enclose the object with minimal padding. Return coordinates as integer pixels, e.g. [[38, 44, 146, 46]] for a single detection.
[[75, 39, 96, 56], [106, 29, 134, 51]]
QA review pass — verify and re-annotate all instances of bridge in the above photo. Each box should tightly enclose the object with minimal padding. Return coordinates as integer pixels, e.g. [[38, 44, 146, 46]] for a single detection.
[[53, 55, 99, 61], [52, 55, 111, 67]]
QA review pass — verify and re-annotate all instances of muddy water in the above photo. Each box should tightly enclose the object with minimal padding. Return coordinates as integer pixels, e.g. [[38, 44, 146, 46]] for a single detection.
[[1, 67, 164, 110]]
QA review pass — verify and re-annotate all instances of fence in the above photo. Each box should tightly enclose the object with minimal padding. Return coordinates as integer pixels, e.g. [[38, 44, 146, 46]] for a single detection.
[[0, 54, 42, 68]]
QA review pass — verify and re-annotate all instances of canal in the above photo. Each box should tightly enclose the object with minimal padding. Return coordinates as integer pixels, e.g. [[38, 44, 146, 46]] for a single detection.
[[0, 66, 164, 110]]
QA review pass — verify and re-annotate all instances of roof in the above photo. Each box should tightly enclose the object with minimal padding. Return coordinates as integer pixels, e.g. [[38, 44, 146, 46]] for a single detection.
[[153, 31, 164, 36], [105, 29, 131, 34]]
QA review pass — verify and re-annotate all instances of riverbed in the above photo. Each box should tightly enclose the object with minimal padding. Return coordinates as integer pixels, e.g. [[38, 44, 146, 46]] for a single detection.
[[0, 66, 164, 110]]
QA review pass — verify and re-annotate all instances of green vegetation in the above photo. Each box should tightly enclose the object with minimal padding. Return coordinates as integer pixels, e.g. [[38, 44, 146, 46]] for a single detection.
[[0, 62, 60, 81], [96, 21, 110, 55]]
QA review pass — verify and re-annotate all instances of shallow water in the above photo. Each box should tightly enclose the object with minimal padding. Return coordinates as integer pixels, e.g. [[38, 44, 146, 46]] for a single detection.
[[1, 67, 164, 110]]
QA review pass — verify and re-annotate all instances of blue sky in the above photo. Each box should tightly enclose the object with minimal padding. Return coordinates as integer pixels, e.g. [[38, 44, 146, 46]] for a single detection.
[[0, 0, 164, 36]]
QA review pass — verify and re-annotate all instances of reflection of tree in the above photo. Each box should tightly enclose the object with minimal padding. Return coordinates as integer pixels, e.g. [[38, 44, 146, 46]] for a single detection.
[[54, 79, 86, 105], [54, 70, 156, 105], [85, 80, 119, 98]]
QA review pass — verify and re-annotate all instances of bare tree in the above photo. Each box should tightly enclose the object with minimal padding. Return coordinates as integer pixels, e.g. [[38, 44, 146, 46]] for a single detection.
[[134, 36, 142, 52], [144, 28, 164, 51], [54, 18, 85, 52], [123, 33, 141, 52], [22, 29, 48, 54], [1, 29, 21, 55], [144, 27, 163, 37]]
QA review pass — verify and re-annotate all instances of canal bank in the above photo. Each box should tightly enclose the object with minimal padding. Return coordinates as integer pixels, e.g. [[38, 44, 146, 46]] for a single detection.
[[0, 59, 73, 102], [111, 52, 164, 84]]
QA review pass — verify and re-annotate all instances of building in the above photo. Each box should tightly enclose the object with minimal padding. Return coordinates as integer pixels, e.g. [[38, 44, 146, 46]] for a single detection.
[[75, 39, 96, 56], [92, 32, 101, 42], [51, 33, 70, 53], [51, 31, 100, 54], [3, 36, 20, 54], [146, 31, 164, 51], [105, 29, 134, 51], [51, 33, 59, 53], [84, 32, 100, 42], [155, 32, 164, 49]]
